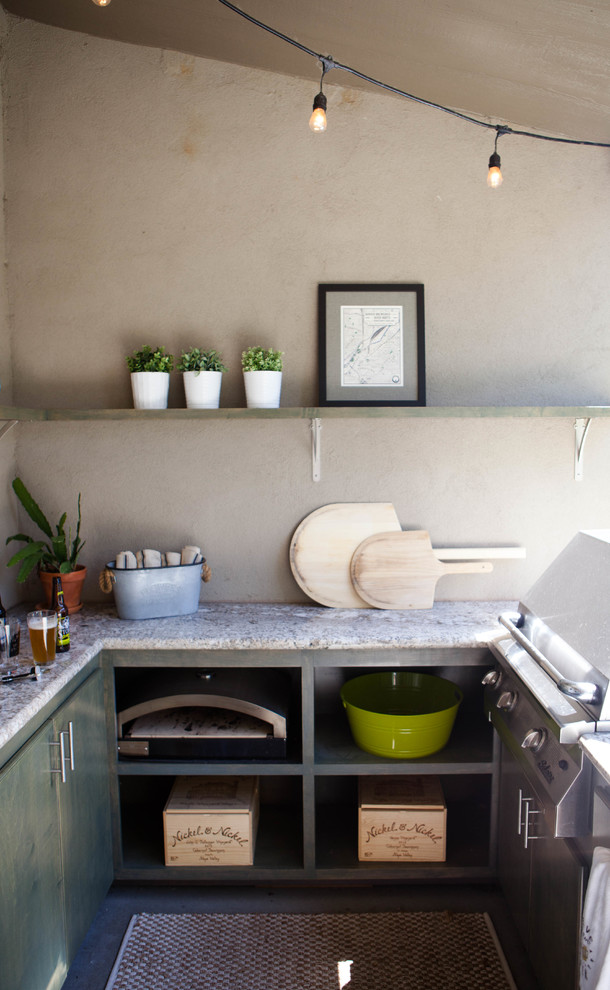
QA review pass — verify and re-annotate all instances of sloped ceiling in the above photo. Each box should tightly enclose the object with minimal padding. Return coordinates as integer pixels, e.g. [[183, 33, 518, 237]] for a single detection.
[[2, 0, 609, 143]]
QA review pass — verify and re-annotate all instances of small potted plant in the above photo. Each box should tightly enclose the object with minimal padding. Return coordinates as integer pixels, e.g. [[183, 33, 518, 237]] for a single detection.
[[241, 346, 283, 408], [126, 345, 174, 409], [6, 477, 86, 613], [177, 347, 228, 409]]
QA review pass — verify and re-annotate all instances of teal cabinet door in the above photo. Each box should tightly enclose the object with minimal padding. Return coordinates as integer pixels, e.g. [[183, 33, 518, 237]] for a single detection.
[[497, 744, 584, 990], [497, 746, 531, 948], [529, 807, 583, 990], [0, 722, 67, 990], [54, 669, 113, 963]]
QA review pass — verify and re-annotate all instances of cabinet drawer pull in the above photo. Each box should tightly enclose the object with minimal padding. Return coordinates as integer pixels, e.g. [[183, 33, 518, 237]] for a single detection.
[[66, 721, 75, 772], [50, 732, 68, 783], [49, 725, 75, 782], [522, 798, 541, 849], [517, 787, 525, 835]]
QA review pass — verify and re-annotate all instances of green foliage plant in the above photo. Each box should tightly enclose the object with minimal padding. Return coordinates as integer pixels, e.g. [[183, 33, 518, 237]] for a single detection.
[[177, 348, 228, 374], [6, 478, 85, 582], [126, 345, 174, 373], [241, 346, 283, 372]]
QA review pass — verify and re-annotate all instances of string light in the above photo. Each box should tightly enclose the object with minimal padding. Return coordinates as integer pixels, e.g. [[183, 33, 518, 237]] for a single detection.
[[217, 0, 610, 186], [309, 91, 327, 132], [487, 127, 507, 188], [309, 62, 330, 132], [92, 0, 112, 6]]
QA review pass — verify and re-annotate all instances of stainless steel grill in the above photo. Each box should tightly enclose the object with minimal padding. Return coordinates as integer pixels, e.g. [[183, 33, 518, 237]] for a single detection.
[[484, 530, 610, 837]]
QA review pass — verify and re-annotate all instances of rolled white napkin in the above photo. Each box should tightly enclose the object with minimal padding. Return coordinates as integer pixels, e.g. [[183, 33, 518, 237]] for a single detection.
[[114, 547, 203, 568], [143, 549, 162, 568], [580, 845, 610, 988]]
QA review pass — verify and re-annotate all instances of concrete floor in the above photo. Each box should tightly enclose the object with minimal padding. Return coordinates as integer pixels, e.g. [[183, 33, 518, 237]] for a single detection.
[[63, 882, 540, 989]]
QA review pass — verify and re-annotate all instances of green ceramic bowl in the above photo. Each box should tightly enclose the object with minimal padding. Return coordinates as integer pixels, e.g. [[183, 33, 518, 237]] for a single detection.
[[340, 671, 462, 759]]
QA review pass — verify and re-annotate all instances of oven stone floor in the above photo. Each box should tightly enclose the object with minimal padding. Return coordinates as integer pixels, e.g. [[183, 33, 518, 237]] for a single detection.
[[63, 882, 541, 989]]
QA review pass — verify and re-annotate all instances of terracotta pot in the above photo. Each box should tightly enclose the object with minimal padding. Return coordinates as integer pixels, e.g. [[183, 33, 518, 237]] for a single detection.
[[39, 565, 87, 614]]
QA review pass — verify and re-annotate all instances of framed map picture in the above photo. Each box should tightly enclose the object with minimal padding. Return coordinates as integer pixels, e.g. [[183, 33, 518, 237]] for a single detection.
[[318, 283, 425, 406]]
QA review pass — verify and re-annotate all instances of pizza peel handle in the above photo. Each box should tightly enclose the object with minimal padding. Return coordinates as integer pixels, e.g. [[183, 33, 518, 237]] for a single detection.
[[350, 530, 493, 610], [289, 503, 402, 608]]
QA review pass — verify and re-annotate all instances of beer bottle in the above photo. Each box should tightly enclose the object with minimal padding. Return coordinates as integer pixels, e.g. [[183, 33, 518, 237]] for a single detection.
[[51, 576, 70, 653]]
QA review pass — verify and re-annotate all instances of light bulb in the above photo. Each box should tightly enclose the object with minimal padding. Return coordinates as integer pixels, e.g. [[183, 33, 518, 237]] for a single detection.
[[487, 166, 503, 188], [309, 92, 327, 132], [309, 107, 327, 132], [487, 151, 502, 188], [92, 0, 111, 6]]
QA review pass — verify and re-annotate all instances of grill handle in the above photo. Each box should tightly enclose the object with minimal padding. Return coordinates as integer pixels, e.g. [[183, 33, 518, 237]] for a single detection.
[[557, 679, 600, 704], [498, 612, 601, 705]]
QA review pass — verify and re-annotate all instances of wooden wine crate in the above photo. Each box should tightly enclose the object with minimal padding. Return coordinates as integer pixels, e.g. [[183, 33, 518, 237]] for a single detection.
[[358, 775, 446, 862], [163, 775, 259, 866]]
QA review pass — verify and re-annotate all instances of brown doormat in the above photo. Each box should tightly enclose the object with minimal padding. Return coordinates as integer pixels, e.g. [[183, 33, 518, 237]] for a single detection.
[[105, 911, 517, 990]]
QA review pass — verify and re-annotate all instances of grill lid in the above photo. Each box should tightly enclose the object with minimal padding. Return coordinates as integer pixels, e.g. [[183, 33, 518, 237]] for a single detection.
[[524, 530, 610, 676], [507, 530, 610, 721]]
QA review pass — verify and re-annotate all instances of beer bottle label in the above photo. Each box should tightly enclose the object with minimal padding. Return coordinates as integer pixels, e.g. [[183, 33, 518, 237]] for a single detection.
[[57, 614, 70, 650]]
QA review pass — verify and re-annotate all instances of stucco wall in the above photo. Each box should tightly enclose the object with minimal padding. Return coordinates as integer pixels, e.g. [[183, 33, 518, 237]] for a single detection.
[[0, 8, 18, 608], [2, 18, 610, 606]]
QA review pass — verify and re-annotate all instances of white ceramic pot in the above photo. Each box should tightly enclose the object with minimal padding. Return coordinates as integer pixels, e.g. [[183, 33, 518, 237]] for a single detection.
[[130, 372, 170, 409], [182, 370, 222, 409], [243, 370, 282, 409]]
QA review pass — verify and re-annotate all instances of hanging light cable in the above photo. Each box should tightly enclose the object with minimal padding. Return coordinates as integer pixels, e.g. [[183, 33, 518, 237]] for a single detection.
[[309, 61, 331, 132], [217, 0, 610, 154], [487, 126, 508, 188]]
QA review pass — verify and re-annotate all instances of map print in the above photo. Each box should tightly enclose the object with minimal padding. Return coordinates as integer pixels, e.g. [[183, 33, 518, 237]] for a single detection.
[[341, 305, 404, 387]]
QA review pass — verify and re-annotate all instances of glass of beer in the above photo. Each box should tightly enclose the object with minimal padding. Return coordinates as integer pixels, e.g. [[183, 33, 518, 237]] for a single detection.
[[27, 610, 57, 664]]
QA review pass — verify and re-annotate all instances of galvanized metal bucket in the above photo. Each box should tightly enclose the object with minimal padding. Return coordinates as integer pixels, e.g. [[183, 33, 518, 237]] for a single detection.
[[105, 560, 203, 620]]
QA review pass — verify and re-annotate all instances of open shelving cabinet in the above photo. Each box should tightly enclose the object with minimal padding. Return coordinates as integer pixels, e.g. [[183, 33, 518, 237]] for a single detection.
[[104, 645, 498, 884]]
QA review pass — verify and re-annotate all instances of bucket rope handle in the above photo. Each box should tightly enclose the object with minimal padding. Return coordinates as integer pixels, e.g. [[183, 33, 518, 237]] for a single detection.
[[99, 568, 115, 594]]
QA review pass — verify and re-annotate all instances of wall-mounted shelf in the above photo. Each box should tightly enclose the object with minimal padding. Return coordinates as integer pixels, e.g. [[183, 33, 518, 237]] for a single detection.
[[1, 404, 610, 421], [2, 405, 608, 481]]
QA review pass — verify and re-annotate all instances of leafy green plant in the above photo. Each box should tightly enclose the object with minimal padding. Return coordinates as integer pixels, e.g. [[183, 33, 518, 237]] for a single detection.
[[177, 348, 228, 374], [6, 478, 85, 582], [241, 346, 283, 372], [126, 345, 174, 373]]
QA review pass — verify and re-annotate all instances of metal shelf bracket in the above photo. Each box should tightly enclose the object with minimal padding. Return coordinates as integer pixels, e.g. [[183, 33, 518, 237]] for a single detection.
[[0, 420, 17, 442], [574, 417, 591, 481], [310, 417, 322, 482]]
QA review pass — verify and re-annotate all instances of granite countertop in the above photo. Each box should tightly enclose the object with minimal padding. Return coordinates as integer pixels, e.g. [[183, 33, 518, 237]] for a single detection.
[[0, 600, 510, 754]]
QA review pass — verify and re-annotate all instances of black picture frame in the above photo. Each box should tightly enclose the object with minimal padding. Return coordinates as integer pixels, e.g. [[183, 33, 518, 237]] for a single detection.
[[318, 283, 426, 406]]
